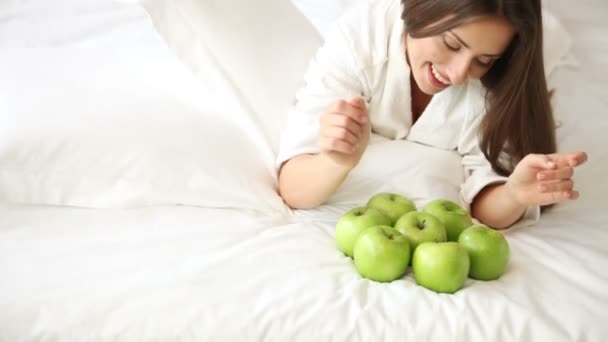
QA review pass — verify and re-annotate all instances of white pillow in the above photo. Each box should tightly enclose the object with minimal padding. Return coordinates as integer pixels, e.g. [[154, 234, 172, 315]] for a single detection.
[[289, 135, 466, 224], [143, 0, 322, 153], [331, 135, 464, 209], [289, 0, 575, 76], [0, 0, 149, 47], [0, 2, 286, 212]]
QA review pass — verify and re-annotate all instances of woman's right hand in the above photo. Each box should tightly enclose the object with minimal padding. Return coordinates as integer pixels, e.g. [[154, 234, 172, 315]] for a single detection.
[[318, 97, 370, 169]]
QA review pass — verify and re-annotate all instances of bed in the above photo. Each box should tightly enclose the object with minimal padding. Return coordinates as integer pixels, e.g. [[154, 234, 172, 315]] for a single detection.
[[0, 0, 606, 341]]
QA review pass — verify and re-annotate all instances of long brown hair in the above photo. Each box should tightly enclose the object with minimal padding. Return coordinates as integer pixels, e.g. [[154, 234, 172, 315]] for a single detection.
[[401, 0, 556, 176]]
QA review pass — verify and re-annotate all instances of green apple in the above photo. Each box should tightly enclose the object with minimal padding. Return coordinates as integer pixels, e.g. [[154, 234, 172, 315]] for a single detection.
[[366, 192, 416, 225], [335, 206, 392, 258], [423, 199, 473, 241], [394, 211, 447, 251], [412, 242, 470, 293], [353, 225, 411, 282], [458, 225, 510, 280]]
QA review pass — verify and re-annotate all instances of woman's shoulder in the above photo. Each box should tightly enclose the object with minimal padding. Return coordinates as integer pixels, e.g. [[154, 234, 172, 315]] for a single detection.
[[466, 80, 487, 114], [329, 0, 403, 67], [427, 80, 487, 129], [452, 80, 488, 123], [340, 0, 401, 24]]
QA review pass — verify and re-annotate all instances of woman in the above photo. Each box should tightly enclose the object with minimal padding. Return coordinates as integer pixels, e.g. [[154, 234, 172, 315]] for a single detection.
[[276, 0, 587, 229]]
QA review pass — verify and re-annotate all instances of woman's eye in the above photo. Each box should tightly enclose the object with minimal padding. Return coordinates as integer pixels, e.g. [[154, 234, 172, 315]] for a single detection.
[[443, 35, 459, 51], [476, 58, 494, 67]]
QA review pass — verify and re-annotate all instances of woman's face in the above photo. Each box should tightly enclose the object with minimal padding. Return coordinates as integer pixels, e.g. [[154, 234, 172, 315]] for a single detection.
[[405, 15, 515, 95]]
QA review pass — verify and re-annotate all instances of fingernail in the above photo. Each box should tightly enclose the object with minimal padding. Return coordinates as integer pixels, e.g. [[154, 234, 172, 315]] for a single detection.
[[547, 161, 556, 168], [538, 173, 546, 180]]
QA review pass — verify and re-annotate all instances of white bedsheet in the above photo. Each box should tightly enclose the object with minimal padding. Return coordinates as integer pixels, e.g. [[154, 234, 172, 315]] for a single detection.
[[0, 182, 606, 341], [1, 0, 607, 341]]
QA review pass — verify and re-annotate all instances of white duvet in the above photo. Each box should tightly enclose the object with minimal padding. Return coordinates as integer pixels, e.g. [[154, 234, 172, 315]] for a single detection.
[[0, 0, 607, 341], [1, 178, 606, 341]]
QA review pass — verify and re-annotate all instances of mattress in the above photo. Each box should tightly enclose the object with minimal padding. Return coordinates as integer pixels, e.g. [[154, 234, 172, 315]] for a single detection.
[[1, 0, 607, 341]]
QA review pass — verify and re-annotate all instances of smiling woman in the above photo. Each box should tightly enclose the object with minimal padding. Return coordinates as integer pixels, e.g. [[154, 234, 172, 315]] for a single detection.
[[277, 0, 587, 230], [407, 17, 514, 91], [408, 17, 514, 90], [406, 15, 515, 124], [401, 0, 555, 178]]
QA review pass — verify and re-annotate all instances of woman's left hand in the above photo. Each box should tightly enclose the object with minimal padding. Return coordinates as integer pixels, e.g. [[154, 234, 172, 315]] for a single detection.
[[505, 151, 588, 206]]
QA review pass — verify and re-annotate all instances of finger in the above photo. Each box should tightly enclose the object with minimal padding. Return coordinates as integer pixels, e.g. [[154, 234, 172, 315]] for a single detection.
[[321, 126, 359, 146], [542, 190, 579, 204], [568, 190, 580, 200], [349, 98, 370, 126], [319, 136, 355, 154], [330, 99, 366, 124], [537, 166, 574, 181], [322, 113, 363, 137], [548, 151, 588, 168], [350, 97, 369, 124], [538, 179, 574, 193], [569, 151, 588, 167], [349, 97, 366, 110], [523, 153, 558, 170]]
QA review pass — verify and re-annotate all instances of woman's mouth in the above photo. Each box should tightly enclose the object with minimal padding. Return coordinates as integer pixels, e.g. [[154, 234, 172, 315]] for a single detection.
[[428, 63, 450, 89]]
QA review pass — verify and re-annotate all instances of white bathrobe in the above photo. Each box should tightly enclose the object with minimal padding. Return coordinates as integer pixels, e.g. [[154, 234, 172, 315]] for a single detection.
[[277, 0, 539, 224]]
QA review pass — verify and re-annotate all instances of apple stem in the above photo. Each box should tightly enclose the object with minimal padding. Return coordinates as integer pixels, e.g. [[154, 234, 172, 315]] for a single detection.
[[418, 220, 426, 230]]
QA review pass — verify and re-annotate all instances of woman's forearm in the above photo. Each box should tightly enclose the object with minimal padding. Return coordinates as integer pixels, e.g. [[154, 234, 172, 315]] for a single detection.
[[471, 183, 528, 229], [278, 154, 352, 209]]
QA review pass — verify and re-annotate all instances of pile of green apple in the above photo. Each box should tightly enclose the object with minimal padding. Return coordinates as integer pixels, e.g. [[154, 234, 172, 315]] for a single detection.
[[335, 192, 510, 294]]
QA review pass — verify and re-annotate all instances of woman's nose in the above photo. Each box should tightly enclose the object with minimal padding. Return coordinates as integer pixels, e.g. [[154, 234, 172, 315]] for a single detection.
[[447, 56, 471, 85]]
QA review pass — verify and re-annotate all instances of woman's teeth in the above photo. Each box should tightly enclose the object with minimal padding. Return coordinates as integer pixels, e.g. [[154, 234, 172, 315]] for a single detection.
[[431, 64, 450, 86]]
